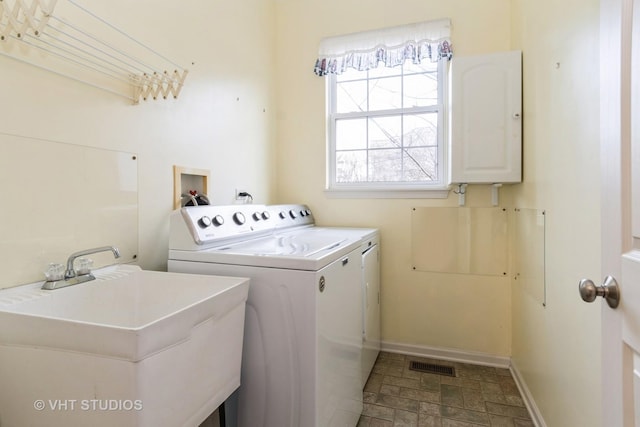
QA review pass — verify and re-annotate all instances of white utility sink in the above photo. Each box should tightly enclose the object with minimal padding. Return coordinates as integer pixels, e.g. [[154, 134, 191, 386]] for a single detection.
[[0, 265, 249, 427]]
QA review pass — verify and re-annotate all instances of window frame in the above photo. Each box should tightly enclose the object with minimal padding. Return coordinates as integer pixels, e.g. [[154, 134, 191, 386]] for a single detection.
[[325, 59, 450, 199]]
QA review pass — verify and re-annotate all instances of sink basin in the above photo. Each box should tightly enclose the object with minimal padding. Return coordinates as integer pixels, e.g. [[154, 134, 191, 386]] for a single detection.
[[0, 265, 249, 427]]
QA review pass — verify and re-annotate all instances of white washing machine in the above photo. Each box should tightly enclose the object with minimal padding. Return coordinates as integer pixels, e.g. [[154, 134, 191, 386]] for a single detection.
[[168, 204, 379, 427]]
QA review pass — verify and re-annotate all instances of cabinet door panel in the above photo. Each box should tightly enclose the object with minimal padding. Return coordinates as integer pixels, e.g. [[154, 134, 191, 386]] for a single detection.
[[449, 50, 522, 184]]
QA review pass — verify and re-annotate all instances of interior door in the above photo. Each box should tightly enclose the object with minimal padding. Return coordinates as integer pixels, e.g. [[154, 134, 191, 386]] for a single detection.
[[600, 0, 640, 424]]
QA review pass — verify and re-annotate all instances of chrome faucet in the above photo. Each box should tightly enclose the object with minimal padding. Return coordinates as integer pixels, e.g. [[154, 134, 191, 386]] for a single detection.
[[64, 246, 121, 279], [42, 246, 121, 290]]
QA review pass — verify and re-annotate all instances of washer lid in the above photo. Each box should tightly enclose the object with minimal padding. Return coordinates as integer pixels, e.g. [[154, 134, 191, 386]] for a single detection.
[[169, 227, 365, 270], [217, 233, 347, 257]]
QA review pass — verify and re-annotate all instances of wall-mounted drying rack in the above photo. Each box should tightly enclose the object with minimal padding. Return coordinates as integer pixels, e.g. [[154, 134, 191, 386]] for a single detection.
[[0, 0, 188, 104]]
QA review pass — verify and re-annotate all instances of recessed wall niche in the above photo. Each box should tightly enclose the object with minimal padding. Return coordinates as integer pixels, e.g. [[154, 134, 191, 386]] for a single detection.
[[173, 165, 210, 209]]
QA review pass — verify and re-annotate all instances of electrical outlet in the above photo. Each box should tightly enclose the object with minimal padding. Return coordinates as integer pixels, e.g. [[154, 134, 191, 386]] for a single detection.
[[235, 189, 253, 203]]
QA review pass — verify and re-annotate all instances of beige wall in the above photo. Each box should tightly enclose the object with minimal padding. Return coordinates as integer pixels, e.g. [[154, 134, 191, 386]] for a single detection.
[[0, 0, 277, 280], [0, 1, 604, 425], [510, 0, 602, 426], [274, 0, 514, 357], [276, 0, 603, 425]]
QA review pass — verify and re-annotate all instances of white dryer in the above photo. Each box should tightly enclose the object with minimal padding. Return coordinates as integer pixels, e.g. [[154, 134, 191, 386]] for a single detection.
[[168, 204, 379, 427]]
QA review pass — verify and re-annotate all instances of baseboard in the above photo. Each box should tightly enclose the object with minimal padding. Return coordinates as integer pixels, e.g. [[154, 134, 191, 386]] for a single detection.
[[510, 359, 547, 427], [380, 341, 545, 427], [380, 340, 511, 368]]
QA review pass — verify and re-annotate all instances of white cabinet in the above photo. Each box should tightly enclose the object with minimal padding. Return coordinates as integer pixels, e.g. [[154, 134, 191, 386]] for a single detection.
[[448, 50, 522, 184]]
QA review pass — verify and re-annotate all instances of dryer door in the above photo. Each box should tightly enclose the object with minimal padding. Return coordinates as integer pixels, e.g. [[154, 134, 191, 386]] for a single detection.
[[362, 244, 381, 388]]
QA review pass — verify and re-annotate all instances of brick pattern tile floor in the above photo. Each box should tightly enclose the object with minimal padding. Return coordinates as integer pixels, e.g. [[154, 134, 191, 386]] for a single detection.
[[358, 352, 535, 427]]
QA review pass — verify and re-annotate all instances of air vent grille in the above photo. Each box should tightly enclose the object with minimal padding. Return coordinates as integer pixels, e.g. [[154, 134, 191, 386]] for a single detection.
[[408, 361, 456, 377]]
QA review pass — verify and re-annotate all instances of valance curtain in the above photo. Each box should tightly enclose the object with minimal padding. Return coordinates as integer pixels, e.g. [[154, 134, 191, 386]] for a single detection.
[[313, 18, 452, 76]]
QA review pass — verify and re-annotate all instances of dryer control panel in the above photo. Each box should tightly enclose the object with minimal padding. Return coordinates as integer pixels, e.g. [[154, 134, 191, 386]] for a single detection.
[[170, 204, 314, 248]]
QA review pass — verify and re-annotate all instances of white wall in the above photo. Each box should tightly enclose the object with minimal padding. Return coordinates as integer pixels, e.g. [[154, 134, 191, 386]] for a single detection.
[[510, 0, 602, 425], [0, 0, 277, 283]]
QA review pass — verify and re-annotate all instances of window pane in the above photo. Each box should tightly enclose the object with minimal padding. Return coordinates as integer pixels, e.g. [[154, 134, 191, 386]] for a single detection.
[[337, 80, 367, 113], [328, 57, 444, 189], [336, 150, 367, 182], [369, 148, 401, 181], [404, 113, 438, 147], [369, 116, 401, 149], [403, 147, 437, 181], [403, 60, 438, 75], [336, 67, 363, 82], [403, 73, 438, 107], [369, 76, 401, 111], [336, 118, 367, 150], [369, 64, 402, 78]]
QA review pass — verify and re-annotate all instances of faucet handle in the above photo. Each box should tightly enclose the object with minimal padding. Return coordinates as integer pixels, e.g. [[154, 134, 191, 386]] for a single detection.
[[76, 258, 94, 276], [44, 263, 65, 282]]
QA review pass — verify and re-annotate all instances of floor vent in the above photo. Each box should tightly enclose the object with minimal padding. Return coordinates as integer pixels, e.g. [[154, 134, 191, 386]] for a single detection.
[[408, 361, 456, 377]]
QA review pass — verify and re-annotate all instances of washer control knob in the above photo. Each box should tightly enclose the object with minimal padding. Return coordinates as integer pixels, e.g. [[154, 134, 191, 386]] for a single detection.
[[305, 209, 312, 216], [252, 212, 261, 221], [198, 216, 212, 228], [300, 210, 306, 217], [289, 209, 297, 219], [233, 212, 246, 225], [279, 211, 286, 219], [262, 211, 271, 220], [212, 215, 224, 226]]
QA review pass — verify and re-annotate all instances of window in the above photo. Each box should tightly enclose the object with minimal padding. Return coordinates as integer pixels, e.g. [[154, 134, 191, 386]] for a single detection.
[[328, 59, 445, 190], [315, 19, 452, 197]]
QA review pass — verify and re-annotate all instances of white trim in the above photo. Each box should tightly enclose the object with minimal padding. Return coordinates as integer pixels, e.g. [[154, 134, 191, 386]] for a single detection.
[[600, 0, 627, 424], [325, 188, 450, 199], [381, 340, 510, 368], [380, 340, 546, 427], [510, 359, 547, 427]]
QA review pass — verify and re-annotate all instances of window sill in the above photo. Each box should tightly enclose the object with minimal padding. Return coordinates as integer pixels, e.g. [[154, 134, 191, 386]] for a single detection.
[[324, 187, 451, 199]]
